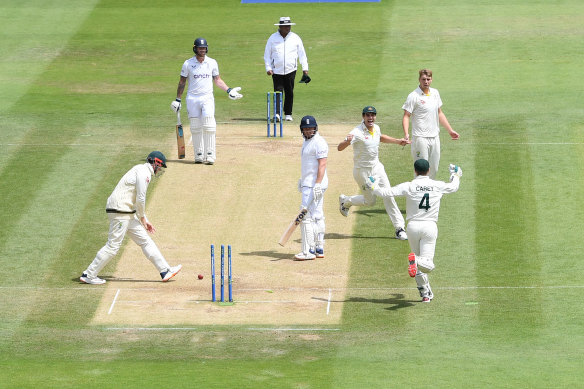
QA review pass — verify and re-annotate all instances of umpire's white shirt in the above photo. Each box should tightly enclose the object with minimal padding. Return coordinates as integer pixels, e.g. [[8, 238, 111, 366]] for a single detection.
[[264, 31, 308, 75], [181, 56, 219, 96], [300, 133, 328, 188], [402, 87, 442, 138], [106, 163, 153, 220], [349, 122, 382, 168]]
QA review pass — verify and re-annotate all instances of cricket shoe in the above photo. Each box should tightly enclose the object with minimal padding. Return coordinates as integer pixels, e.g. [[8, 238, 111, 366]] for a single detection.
[[273, 114, 281, 123], [161, 264, 182, 282], [422, 296, 432, 303], [395, 228, 408, 240], [408, 253, 417, 277], [294, 250, 316, 261], [285, 115, 293, 121], [80, 273, 106, 285], [315, 247, 324, 259], [339, 194, 350, 217]]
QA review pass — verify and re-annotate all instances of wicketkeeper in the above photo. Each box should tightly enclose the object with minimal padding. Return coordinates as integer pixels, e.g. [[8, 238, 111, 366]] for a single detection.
[[367, 159, 462, 302]]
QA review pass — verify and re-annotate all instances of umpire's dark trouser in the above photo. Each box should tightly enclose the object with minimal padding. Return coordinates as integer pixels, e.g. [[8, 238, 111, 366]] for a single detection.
[[272, 70, 296, 116]]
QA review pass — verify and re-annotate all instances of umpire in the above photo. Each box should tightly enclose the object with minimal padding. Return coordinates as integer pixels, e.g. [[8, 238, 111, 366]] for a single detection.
[[264, 16, 310, 122]]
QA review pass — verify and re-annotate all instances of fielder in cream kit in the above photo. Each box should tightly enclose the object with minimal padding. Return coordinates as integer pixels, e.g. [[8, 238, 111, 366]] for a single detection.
[[402, 69, 459, 179], [295, 115, 328, 261], [368, 159, 462, 302], [171, 37, 243, 164], [338, 106, 410, 240]]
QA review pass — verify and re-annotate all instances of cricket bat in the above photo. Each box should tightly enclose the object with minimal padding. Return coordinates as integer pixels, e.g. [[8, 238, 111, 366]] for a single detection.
[[176, 111, 185, 159], [278, 208, 308, 246]]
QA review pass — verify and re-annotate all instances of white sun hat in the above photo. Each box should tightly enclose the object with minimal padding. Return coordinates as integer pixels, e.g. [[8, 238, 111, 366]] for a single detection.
[[274, 17, 296, 26]]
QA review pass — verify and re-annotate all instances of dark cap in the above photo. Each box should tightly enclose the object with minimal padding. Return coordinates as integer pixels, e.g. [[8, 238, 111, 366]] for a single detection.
[[414, 159, 429, 173], [362, 106, 377, 114]]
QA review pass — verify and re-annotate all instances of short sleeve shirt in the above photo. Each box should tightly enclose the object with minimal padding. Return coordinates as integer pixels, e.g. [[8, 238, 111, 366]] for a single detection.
[[300, 133, 328, 188], [180, 56, 219, 96], [349, 122, 381, 168], [402, 87, 443, 138]]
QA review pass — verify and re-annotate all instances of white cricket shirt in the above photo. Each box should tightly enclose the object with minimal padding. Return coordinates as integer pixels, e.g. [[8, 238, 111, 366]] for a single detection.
[[180, 56, 220, 96], [106, 163, 153, 219], [402, 87, 443, 138], [264, 31, 308, 75], [300, 133, 328, 188], [349, 122, 382, 168], [377, 175, 459, 222]]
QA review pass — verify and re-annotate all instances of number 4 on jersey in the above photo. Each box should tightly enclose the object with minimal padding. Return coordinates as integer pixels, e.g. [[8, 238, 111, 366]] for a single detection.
[[419, 193, 430, 211]]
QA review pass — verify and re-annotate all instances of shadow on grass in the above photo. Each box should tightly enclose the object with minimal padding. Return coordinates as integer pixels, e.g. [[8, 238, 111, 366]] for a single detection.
[[313, 293, 417, 311]]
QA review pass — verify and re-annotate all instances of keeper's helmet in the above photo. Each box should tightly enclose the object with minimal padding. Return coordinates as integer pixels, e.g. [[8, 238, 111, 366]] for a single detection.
[[147, 151, 167, 174], [299, 115, 318, 140], [193, 37, 208, 54]]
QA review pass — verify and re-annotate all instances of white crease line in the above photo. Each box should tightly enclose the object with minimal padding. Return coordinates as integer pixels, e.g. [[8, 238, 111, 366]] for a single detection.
[[108, 289, 120, 315], [327, 288, 332, 315], [247, 328, 340, 332]]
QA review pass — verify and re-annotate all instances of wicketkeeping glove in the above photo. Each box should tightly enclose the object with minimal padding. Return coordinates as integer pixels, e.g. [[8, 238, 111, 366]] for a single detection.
[[448, 164, 463, 177], [313, 183, 323, 203], [170, 98, 181, 113], [227, 87, 243, 100], [299, 74, 311, 84]]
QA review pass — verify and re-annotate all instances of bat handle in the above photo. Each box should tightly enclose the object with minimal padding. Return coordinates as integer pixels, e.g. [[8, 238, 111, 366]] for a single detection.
[[176, 110, 181, 126]]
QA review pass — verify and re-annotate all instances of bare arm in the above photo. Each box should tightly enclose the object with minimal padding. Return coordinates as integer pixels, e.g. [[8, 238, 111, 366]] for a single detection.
[[176, 76, 187, 99], [402, 110, 411, 140], [315, 157, 327, 184], [337, 134, 354, 151], [213, 75, 229, 92], [438, 108, 459, 140], [380, 134, 410, 146]]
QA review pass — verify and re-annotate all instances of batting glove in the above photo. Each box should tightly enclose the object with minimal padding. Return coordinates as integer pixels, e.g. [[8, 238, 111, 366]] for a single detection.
[[170, 98, 181, 113], [313, 183, 323, 203], [227, 87, 243, 100], [299, 74, 311, 84]]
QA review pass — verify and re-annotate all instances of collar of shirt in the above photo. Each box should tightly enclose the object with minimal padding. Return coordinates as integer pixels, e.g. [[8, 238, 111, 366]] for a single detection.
[[416, 86, 431, 97]]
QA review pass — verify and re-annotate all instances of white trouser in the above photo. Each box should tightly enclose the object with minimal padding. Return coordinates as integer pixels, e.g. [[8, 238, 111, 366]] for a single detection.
[[411, 135, 440, 179], [187, 93, 216, 162], [300, 186, 326, 252], [84, 214, 170, 278], [344, 162, 405, 229], [407, 220, 438, 273]]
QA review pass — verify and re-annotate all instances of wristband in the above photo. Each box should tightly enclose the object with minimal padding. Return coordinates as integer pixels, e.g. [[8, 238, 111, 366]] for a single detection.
[[175, 98, 181, 102], [227, 88, 232, 94]]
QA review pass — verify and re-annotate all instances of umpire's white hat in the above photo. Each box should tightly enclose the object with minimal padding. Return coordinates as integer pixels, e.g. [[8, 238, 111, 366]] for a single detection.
[[275, 17, 296, 26]]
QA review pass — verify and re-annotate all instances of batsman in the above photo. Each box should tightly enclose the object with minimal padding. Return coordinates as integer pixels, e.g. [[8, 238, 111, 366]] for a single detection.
[[171, 37, 243, 164], [294, 116, 328, 260]]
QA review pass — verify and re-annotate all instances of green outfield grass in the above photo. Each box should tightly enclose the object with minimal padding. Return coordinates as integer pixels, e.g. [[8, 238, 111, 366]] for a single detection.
[[1, 0, 584, 387]]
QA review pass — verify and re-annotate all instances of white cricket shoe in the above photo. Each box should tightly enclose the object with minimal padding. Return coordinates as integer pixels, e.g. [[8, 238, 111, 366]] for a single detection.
[[161, 264, 182, 282], [274, 114, 280, 123], [339, 194, 350, 217], [80, 273, 106, 285], [285, 115, 293, 121], [294, 251, 316, 261], [395, 228, 408, 240]]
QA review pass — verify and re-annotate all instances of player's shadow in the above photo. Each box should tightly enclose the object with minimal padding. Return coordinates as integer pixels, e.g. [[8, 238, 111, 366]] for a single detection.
[[73, 276, 165, 283], [313, 293, 416, 311], [240, 250, 295, 261], [353, 209, 407, 217], [231, 118, 268, 122]]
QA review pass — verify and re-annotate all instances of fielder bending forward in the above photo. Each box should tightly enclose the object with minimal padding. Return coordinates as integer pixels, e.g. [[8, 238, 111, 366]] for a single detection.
[[368, 159, 462, 302], [171, 37, 243, 164], [338, 106, 410, 240], [80, 151, 182, 284], [295, 116, 328, 260]]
